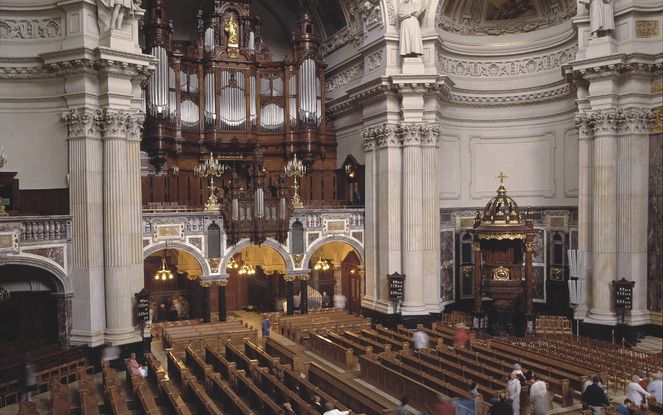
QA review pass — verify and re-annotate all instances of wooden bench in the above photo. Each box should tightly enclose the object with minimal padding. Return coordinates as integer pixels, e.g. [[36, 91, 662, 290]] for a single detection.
[[76, 367, 100, 415], [326, 331, 374, 359], [206, 345, 237, 380], [187, 377, 223, 415], [225, 340, 260, 379], [49, 380, 70, 415], [17, 401, 39, 415], [309, 333, 358, 370], [160, 378, 193, 415], [359, 329, 408, 351], [265, 337, 305, 373], [254, 366, 319, 415], [230, 367, 282, 415], [343, 331, 393, 356], [244, 339, 285, 376], [282, 367, 350, 412], [208, 372, 256, 415], [308, 361, 392, 415], [163, 321, 256, 353], [185, 346, 214, 389], [105, 384, 131, 415]]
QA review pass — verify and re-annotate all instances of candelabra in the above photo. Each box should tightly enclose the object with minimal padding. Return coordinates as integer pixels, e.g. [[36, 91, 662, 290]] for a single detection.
[[194, 153, 227, 211], [284, 154, 306, 209], [0, 146, 7, 216]]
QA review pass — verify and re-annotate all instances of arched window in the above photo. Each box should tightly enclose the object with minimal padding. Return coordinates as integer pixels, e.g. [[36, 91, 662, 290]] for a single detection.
[[551, 232, 564, 266], [291, 221, 304, 254], [207, 222, 221, 258], [461, 232, 473, 265]]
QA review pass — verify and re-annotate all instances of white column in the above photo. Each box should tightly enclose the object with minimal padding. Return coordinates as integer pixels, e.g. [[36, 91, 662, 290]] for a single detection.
[[361, 128, 378, 306], [64, 109, 107, 347], [421, 126, 442, 314], [400, 123, 426, 316], [377, 125, 402, 305], [586, 109, 620, 326], [102, 110, 141, 345], [575, 113, 593, 319], [127, 117, 145, 298], [618, 109, 651, 326]]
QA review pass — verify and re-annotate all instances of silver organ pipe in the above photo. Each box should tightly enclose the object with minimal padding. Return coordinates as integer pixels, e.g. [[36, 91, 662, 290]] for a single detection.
[[279, 198, 286, 220], [260, 104, 284, 132], [250, 75, 256, 126], [220, 70, 246, 131], [298, 58, 317, 123], [255, 188, 264, 218], [204, 73, 215, 125], [273, 77, 283, 96], [189, 73, 198, 93], [180, 72, 187, 91], [232, 198, 238, 221], [148, 46, 169, 116], [289, 74, 297, 126], [204, 27, 214, 53], [180, 100, 199, 130], [249, 31, 255, 53]]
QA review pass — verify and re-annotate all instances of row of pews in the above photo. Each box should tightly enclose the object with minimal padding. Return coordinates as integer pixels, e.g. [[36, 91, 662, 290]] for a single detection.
[[279, 309, 371, 343], [535, 315, 573, 336], [163, 319, 256, 353]]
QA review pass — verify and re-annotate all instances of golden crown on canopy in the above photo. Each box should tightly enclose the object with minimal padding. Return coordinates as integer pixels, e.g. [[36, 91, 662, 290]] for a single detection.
[[474, 172, 530, 228]]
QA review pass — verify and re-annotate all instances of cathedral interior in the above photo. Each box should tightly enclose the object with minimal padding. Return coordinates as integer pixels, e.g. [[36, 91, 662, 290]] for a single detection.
[[0, 0, 661, 413]]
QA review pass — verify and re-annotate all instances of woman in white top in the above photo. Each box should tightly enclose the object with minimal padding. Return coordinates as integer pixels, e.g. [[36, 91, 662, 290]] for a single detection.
[[507, 372, 522, 415], [626, 375, 651, 406]]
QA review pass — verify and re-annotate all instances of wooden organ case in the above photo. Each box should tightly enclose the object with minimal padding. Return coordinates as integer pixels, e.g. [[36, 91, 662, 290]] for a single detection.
[[141, 0, 337, 245]]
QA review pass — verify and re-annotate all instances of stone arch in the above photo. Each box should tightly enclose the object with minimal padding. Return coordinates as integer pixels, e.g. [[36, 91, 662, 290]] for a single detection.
[[425, 0, 443, 28], [221, 238, 294, 273], [302, 234, 364, 269], [143, 241, 212, 276], [0, 254, 72, 295]]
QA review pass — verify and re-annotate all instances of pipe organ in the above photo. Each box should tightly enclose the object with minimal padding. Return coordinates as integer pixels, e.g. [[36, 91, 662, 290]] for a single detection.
[[141, 0, 338, 245]]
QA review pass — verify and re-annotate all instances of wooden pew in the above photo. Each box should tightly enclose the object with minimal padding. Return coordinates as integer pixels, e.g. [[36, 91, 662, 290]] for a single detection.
[[208, 372, 256, 415], [254, 366, 319, 415], [309, 333, 358, 370], [49, 380, 71, 415], [360, 329, 408, 351], [187, 377, 223, 415], [230, 367, 282, 415], [77, 367, 100, 415], [282, 367, 351, 412], [206, 345, 237, 380], [244, 339, 285, 376], [17, 401, 39, 415], [160, 378, 193, 415], [265, 337, 305, 373], [185, 346, 214, 389], [225, 340, 260, 379], [308, 361, 392, 415], [166, 349, 193, 387], [134, 382, 161, 415], [105, 384, 131, 415], [326, 331, 374, 359], [343, 331, 392, 356]]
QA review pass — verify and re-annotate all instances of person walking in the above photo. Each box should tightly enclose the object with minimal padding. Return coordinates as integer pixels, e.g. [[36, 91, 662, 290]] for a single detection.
[[529, 374, 550, 415], [507, 372, 521, 415], [627, 375, 652, 407], [582, 376, 610, 415], [411, 329, 430, 350]]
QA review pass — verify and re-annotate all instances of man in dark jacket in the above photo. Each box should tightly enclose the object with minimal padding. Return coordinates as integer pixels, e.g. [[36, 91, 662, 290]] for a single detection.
[[583, 376, 610, 415]]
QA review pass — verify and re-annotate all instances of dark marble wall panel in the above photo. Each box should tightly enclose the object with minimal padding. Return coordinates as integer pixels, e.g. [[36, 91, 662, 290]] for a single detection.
[[532, 229, 545, 264], [533, 266, 545, 300], [648, 133, 662, 312], [441, 230, 455, 302]]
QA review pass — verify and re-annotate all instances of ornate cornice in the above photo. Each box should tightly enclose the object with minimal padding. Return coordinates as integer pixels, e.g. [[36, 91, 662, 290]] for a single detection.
[[445, 83, 573, 106], [62, 108, 100, 139], [440, 45, 577, 78], [361, 122, 440, 150], [320, 0, 383, 56], [622, 108, 654, 134], [326, 62, 363, 93], [575, 108, 654, 137], [361, 123, 399, 151], [399, 123, 439, 147]]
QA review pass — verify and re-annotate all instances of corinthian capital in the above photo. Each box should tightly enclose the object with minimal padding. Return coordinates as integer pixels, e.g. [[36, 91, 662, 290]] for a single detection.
[[127, 113, 146, 140], [98, 109, 144, 139], [589, 109, 623, 135], [621, 108, 653, 134], [62, 108, 100, 138], [361, 123, 399, 150], [398, 122, 439, 147], [575, 113, 592, 140]]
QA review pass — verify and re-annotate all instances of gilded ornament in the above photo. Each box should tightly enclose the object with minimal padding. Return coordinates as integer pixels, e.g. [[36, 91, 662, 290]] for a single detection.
[[477, 233, 527, 240], [208, 258, 221, 273], [472, 242, 481, 252], [635, 20, 659, 38], [651, 107, 663, 134], [291, 254, 304, 268], [492, 266, 510, 281], [525, 241, 535, 252]]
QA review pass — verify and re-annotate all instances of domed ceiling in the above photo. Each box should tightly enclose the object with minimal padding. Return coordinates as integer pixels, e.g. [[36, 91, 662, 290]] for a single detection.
[[437, 0, 576, 36]]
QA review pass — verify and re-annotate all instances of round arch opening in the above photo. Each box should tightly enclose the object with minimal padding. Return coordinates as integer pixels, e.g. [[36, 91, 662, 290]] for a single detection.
[[0, 264, 61, 344], [307, 241, 363, 314], [144, 248, 204, 322], [225, 245, 287, 313]]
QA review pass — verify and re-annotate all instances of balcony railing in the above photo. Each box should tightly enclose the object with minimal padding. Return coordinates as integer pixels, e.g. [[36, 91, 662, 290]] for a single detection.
[[0, 215, 72, 243]]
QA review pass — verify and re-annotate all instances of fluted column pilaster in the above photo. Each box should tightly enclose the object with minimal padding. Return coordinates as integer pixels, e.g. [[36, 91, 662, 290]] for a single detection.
[[400, 123, 426, 315], [575, 113, 593, 319], [618, 109, 651, 325], [361, 128, 378, 305], [101, 110, 142, 344], [421, 126, 441, 314], [587, 109, 620, 325], [63, 109, 106, 347]]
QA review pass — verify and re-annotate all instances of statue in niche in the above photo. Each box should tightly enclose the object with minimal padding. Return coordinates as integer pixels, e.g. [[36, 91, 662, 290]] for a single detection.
[[398, 0, 426, 57], [580, 0, 615, 37], [97, 0, 141, 32], [225, 15, 239, 47]]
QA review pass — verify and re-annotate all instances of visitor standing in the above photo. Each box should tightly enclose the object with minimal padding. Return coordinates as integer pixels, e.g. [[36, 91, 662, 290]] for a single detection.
[[529, 374, 550, 415], [507, 372, 521, 415], [582, 376, 610, 415], [412, 328, 429, 350], [261, 314, 271, 337]]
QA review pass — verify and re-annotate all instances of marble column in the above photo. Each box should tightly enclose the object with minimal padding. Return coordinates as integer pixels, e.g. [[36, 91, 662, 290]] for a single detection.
[[361, 130, 378, 305], [285, 275, 295, 315], [218, 281, 227, 322], [300, 275, 309, 314], [575, 113, 593, 319], [201, 282, 211, 323], [586, 109, 620, 326], [400, 123, 426, 316], [618, 109, 651, 326], [101, 110, 142, 344], [54, 293, 73, 349], [421, 125, 441, 314], [63, 109, 106, 347]]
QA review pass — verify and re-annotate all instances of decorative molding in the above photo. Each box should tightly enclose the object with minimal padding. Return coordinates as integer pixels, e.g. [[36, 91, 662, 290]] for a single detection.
[[445, 83, 573, 106], [367, 50, 384, 72], [0, 17, 62, 40], [400, 123, 440, 146], [436, 0, 576, 36], [439, 45, 577, 78], [622, 108, 654, 134], [635, 20, 659, 38], [360, 123, 399, 151], [321, 0, 383, 55], [575, 113, 592, 140], [326, 62, 363, 93], [62, 109, 101, 138], [207, 258, 221, 273], [575, 108, 654, 136], [649, 106, 663, 134]]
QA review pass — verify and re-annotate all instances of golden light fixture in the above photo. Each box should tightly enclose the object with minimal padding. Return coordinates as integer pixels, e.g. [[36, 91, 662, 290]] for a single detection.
[[284, 154, 306, 209], [238, 264, 256, 275], [227, 258, 239, 270], [154, 253, 174, 281], [313, 258, 331, 271]]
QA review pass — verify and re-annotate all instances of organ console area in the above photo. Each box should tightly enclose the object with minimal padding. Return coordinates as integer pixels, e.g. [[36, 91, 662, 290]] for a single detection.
[[140, 0, 348, 244]]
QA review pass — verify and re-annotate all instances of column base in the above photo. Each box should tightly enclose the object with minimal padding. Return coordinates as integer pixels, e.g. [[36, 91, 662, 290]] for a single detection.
[[361, 297, 392, 314], [624, 309, 650, 326], [584, 309, 618, 326], [400, 302, 429, 316], [70, 330, 106, 347], [104, 328, 142, 346]]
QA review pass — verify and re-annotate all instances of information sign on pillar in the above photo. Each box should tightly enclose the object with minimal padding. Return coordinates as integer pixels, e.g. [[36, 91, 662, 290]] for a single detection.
[[387, 272, 405, 302], [136, 289, 150, 324], [612, 278, 635, 311]]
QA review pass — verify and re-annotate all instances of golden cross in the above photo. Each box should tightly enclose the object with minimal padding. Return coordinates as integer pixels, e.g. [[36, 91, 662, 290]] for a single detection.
[[496, 171, 508, 184]]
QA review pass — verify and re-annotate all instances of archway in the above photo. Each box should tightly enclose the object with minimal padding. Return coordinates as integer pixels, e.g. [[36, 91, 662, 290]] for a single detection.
[[224, 245, 287, 312], [0, 264, 63, 344], [307, 241, 363, 314], [144, 248, 204, 322]]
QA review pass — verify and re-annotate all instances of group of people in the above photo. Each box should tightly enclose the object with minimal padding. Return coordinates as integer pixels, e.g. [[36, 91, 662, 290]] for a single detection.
[[282, 394, 351, 415]]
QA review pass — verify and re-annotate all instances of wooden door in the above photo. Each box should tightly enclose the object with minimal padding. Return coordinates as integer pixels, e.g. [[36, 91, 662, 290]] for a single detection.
[[341, 251, 361, 314]]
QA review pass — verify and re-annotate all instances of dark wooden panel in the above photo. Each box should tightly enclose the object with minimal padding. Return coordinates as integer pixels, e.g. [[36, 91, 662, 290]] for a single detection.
[[19, 188, 69, 215]]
